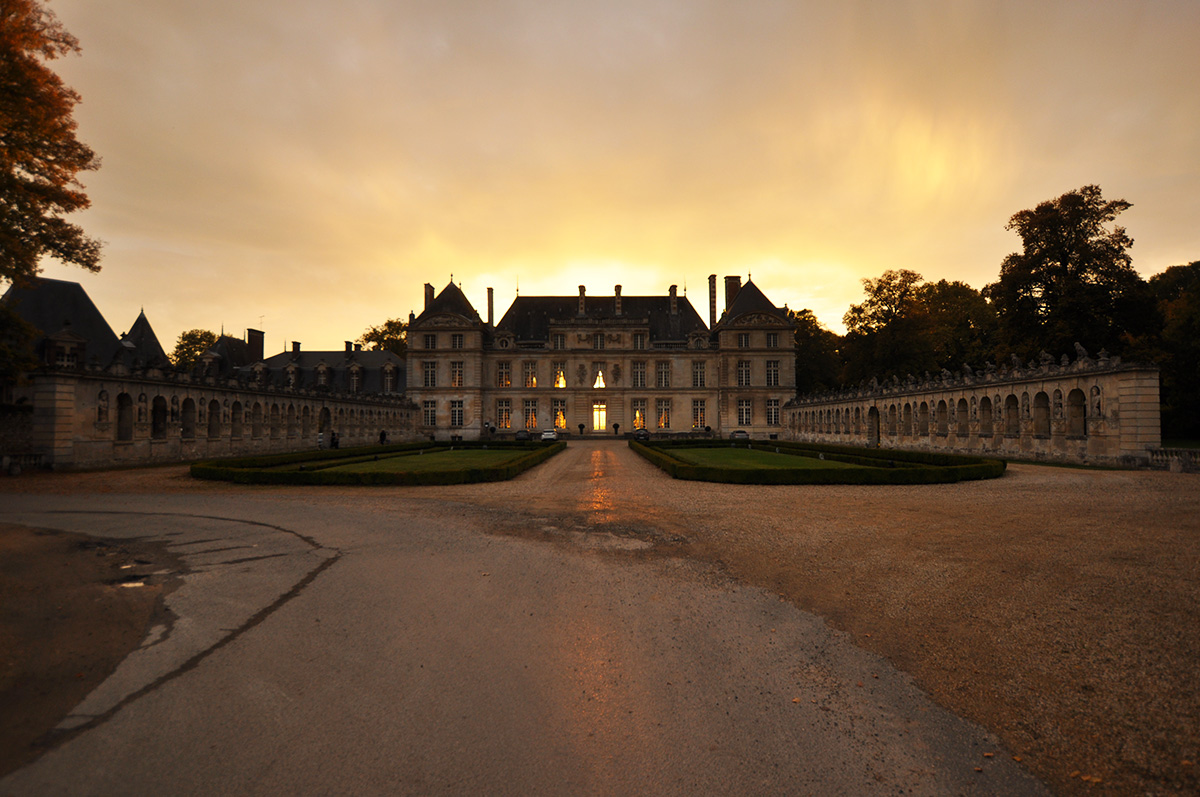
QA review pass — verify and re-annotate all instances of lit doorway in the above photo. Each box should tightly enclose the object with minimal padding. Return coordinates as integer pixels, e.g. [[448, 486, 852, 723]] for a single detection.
[[592, 402, 607, 431]]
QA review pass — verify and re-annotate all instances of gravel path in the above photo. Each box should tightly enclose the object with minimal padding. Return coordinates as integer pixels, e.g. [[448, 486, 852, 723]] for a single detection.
[[3, 441, 1197, 795]]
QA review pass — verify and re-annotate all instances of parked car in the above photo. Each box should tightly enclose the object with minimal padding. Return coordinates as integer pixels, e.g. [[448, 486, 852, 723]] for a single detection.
[[633, 428, 650, 442], [540, 429, 559, 441], [514, 429, 531, 441], [729, 430, 750, 440]]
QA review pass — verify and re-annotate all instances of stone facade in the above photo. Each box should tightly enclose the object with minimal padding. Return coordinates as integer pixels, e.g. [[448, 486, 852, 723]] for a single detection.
[[406, 276, 797, 440], [784, 350, 1161, 466]]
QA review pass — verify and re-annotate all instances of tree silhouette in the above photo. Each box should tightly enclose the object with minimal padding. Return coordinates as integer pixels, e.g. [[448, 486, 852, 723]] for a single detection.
[[0, 0, 101, 284]]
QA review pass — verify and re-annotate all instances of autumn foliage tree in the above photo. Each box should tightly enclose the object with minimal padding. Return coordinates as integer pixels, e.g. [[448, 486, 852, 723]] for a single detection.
[[0, 0, 101, 284], [357, 318, 407, 356], [170, 329, 217, 371]]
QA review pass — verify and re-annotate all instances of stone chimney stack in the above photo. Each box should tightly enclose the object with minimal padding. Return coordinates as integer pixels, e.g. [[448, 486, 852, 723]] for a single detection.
[[614, 285, 622, 316], [292, 341, 301, 354], [669, 284, 678, 315], [247, 328, 264, 363], [345, 341, 353, 352], [724, 275, 742, 315], [487, 287, 494, 327], [578, 285, 586, 316], [424, 283, 434, 309], [708, 274, 717, 328]]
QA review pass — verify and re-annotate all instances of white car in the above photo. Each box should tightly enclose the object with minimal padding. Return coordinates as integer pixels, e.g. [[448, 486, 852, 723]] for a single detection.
[[540, 429, 559, 441]]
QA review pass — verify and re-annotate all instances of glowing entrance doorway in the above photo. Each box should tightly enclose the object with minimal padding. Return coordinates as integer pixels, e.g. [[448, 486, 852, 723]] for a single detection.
[[592, 402, 607, 431]]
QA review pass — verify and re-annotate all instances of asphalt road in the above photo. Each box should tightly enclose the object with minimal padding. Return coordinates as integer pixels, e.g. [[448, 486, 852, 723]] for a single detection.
[[0, 442, 1047, 795]]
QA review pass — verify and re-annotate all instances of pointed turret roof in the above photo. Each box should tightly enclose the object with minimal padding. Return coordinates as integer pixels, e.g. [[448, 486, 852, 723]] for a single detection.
[[722, 280, 787, 323], [119, 309, 170, 368], [0, 277, 121, 364], [414, 281, 481, 324]]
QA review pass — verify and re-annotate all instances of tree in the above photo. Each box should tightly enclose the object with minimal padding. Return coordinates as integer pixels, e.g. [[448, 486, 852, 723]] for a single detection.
[[0, 0, 101, 285], [919, 279, 998, 369], [788, 308, 843, 394], [841, 269, 937, 382], [170, 329, 217, 371], [1147, 262, 1200, 439], [983, 185, 1151, 358], [357, 318, 407, 356]]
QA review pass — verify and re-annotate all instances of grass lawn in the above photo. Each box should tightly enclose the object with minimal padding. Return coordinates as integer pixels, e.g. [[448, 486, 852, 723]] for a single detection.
[[323, 449, 530, 473], [668, 447, 863, 470]]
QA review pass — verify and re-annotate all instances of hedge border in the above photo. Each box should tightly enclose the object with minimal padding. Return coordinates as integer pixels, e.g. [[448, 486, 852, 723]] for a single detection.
[[190, 441, 565, 486], [629, 439, 1005, 484]]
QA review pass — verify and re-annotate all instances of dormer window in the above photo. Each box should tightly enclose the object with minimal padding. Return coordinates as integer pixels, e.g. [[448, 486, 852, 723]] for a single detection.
[[349, 368, 362, 393], [593, 332, 605, 350], [317, 367, 329, 387]]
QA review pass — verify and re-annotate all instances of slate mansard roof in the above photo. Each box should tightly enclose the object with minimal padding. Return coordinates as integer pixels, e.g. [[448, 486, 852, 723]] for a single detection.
[[496, 294, 708, 343], [720, 280, 789, 324], [254, 347, 405, 394]]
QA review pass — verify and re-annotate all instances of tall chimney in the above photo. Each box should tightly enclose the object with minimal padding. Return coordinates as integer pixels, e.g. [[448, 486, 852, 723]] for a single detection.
[[708, 274, 717, 328], [292, 341, 301, 354], [614, 285, 622, 316], [424, 283, 434, 309], [578, 285, 586, 316], [487, 287, 494, 327], [669, 284, 678, 315], [345, 341, 353, 352], [724, 276, 741, 315], [247, 328, 264, 363]]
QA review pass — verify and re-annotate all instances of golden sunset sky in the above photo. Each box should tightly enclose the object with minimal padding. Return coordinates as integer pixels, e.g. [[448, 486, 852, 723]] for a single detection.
[[36, 0, 1200, 350]]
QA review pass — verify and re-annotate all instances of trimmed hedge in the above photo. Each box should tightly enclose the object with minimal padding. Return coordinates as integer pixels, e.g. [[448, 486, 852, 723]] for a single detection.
[[191, 441, 565, 486], [629, 440, 1005, 484]]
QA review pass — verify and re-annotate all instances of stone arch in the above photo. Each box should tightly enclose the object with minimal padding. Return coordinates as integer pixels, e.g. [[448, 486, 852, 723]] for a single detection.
[[151, 396, 168, 439], [301, 405, 312, 438], [866, 406, 880, 447], [918, 402, 930, 436], [936, 400, 948, 436], [117, 393, 134, 441], [231, 401, 243, 439], [319, 407, 332, 435], [207, 399, 221, 438], [886, 404, 897, 436], [853, 407, 862, 435], [1067, 388, 1087, 437], [270, 404, 282, 440], [1033, 392, 1050, 437], [956, 398, 969, 437], [979, 396, 994, 437], [181, 398, 196, 439], [287, 404, 298, 438], [1004, 394, 1020, 436], [902, 403, 913, 437], [251, 402, 264, 438]]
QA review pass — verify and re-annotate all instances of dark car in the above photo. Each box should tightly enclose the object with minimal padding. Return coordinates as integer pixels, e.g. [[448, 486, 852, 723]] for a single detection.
[[515, 429, 531, 441], [633, 428, 650, 442], [729, 430, 750, 440]]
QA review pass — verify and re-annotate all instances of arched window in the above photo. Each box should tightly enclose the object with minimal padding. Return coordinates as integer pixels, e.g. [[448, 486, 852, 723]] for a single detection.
[[979, 397, 994, 437], [270, 404, 282, 440], [1067, 389, 1087, 437], [287, 404, 298, 438], [918, 402, 930, 436], [936, 400, 948, 436], [1033, 392, 1050, 437], [1004, 395, 1020, 436], [252, 403, 264, 438], [116, 393, 133, 441], [956, 399, 969, 437], [902, 404, 913, 436], [301, 406, 312, 437], [181, 398, 196, 439], [231, 401, 243, 439], [151, 396, 168, 439], [208, 399, 221, 439]]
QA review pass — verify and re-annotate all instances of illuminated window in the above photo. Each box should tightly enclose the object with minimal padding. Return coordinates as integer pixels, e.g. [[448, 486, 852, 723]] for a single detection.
[[692, 399, 705, 429], [655, 362, 670, 388], [424, 334, 437, 349], [593, 332, 605, 350], [633, 333, 646, 350], [450, 400, 463, 427], [523, 362, 537, 388], [766, 332, 779, 349], [523, 399, 537, 430], [451, 333, 464, 349], [592, 363, 606, 389], [553, 333, 566, 350], [497, 361, 511, 388], [553, 361, 566, 388], [737, 332, 750, 348], [497, 399, 511, 429], [692, 361, 706, 388], [450, 361, 464, 388], [592, 401, 607, 431], [632, 399, 647, 430], [632, 361, 646, 388], [766, 399, 780, 426], [422, 361, 436, 388], [656, 398, 671, 429], [736, 360, 751, 387], [552, 398, 567, 429], [422, 401, 436, 426], [766, 360, 779, 387], [737, 399, 752, 425]]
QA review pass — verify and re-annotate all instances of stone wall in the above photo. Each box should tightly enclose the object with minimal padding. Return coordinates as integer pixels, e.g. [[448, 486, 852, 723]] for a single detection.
[[17, 369, 418, 469], [783, 351, 1161, 466]]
